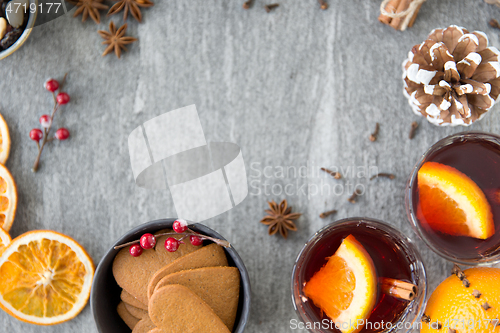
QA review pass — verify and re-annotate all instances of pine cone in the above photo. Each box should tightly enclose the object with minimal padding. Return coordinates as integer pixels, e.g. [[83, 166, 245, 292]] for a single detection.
[[402, 25, 500, 126]]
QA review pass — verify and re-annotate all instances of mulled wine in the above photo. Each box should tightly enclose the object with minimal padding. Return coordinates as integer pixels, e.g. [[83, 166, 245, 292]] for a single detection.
[[406, 132, 500, 264], [292, 218, 426, 333]]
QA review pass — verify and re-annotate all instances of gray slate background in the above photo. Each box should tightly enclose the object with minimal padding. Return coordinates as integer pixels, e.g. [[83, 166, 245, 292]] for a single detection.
[[1, 0, 500, 332]]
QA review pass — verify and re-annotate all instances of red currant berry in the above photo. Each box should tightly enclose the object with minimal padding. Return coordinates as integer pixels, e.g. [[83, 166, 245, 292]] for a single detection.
[[173, 219, 188, 233], [45, 79, 59, 92], [140, 233, 156, 249], [129, 244, 143, 257], [165, 237, 180, 252], [56, 92, 70, 105], [29, 128, 43, 141], [190, 235, 203, 246], [55, 128, 70, 140], [39, 114, 52, 128]]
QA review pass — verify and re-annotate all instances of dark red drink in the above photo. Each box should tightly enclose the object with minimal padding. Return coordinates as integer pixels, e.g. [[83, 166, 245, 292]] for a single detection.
[[292, 219, 426, 333], [407, 133, 500, 264]]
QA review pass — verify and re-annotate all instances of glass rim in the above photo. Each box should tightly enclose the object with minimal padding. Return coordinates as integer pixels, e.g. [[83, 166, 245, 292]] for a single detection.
[[291, 217, 427, 333], [405, 131, 500, 266]]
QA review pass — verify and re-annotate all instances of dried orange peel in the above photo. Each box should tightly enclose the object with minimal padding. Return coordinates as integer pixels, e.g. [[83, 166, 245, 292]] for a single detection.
[[0, 163, 17, 232], [0, 114, 10, 164], [303, 235, 377, 333], [0, 230, 94, 325], [418, 161, 494, 239], [0, 227, 11, 254]]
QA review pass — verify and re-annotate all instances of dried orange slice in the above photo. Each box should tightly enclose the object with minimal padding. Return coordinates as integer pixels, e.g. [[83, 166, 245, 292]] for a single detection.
[[0, 114, 10, 164], [0, 164, 17, 232], [0, 230, 94, 325], [303, 235, 377, 333], [0, 227, 10, 254], [418, 161, 494, 239]]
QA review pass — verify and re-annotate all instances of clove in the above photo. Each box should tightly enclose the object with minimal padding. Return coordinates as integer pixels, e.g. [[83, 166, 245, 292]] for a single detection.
[[318, 0, 328, 10], [430, 321, 442, 330], [490, 19, 500, 29], [482, 302, 491, 311], [370, 173, 395, 181], [422, 314, 431, 323], [472, 289, 482, 298], [348, 189, 362, 204], [369, 122, 380, 142], [243, 0, 254, 9], [264, 3, 279, 12], [319, 209, 337, 219], [451, 264, 466, 280], [321, 167, 341, 179], [409, 121, 419, 139]]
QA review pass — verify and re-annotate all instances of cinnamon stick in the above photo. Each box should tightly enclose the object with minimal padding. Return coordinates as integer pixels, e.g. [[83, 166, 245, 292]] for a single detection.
[[378, 0, 400, 25], [390, 0, 410, 30], [379, 277, 417, 301], [407, 3, 422, 28]]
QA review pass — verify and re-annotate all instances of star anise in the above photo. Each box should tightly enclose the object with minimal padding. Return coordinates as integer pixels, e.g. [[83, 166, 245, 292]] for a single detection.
[[260, 199, 301, 239], [107, 0, 154, 23], [68, 0, 109, 24], [98, 22, 138, 59]]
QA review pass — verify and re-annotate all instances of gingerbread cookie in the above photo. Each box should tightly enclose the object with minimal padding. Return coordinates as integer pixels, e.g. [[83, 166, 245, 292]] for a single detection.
[[149, 285, 231, 333], [147, 243, 228, 299], [121, 289, 147, 310], [125, 302, 148, 319], [132, 316, 156, 333], [117, 301, 140, 330], [113, 230, 201, 304], [154, 266, 240, 330]]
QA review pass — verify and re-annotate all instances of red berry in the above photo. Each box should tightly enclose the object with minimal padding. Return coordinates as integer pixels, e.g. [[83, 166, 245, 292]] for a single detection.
[[56, 92, 70, 105], [165, 237, 180, 252], [39, 114, 51, 128], [45, 79, 59, 92], [129, 244, 143, 257], [29, 128, 43, 141], [190, 235, 203, 246], [173, 219, 188, 233], [55, 128, 70, 140], [140, 233, 156, 249]]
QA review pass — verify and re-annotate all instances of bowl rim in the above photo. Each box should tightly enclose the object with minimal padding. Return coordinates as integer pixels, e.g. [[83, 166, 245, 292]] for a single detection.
[[90, 218, 251, 333], [0, 0, 38, 60]]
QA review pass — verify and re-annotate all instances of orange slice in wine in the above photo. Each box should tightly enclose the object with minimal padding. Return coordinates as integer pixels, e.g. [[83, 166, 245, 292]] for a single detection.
[[417, 161, 494, 239], [303, 235, 377, 333]]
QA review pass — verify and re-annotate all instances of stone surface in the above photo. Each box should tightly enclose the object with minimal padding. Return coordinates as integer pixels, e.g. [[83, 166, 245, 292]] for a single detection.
[[0, 0, 500, 332]]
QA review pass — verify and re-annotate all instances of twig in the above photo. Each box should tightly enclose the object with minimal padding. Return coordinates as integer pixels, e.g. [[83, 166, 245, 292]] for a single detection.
[[319, 209, 337, 218], [369, 122, 380, 142], [320, 167, 341, 179], [32, 73, 68, 172], [113, 230, 231, 250]]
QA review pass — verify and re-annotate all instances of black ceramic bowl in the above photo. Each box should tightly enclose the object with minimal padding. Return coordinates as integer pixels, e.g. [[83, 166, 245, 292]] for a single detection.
[[91, 218, 251, 333]]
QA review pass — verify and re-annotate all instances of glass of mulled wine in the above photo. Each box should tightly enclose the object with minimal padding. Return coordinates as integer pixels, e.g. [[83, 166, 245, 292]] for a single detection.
[[406, 132, 500, 265], [291, 218, 427, 333]]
